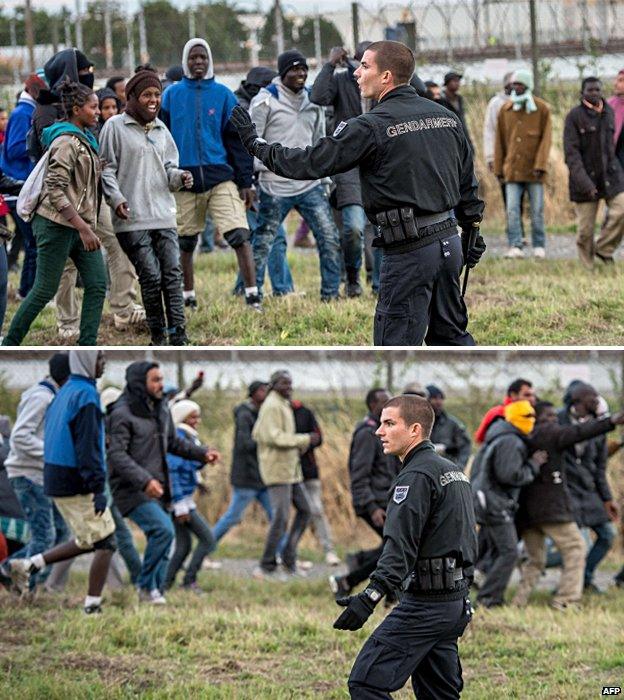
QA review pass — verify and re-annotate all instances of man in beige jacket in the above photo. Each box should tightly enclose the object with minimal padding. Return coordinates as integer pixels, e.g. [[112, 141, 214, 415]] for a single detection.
[[494, 68, 552, 259], [252, 370, 320, 578]]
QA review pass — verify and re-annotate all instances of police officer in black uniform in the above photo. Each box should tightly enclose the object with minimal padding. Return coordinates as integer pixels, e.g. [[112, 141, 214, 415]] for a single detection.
[[333, 393, 477, 698], [427, 384, 472, 471], [330, 387, 401, 598], [230, 40, 486, 346]]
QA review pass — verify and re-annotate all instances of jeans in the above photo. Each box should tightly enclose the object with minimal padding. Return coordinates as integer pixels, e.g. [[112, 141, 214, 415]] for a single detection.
[[477, 521, 518, 606], [584, 521, 615, 585], [8, 199, 37, 298], [234, 210, 293, 295], [165, 509, 216, 587], [212, 486, 273, 542], [116, 228, 185, 338], [0, 242, 7, 335], [127, 500, 175, 593], [110, 503, 142, 585], [341, 204, 366, 275], [260, 483, 311, 572], [3, 215, 106, 346], [8, 476, 71, 588], [253, 185, 341, 298], [505, 182, 545, 248]]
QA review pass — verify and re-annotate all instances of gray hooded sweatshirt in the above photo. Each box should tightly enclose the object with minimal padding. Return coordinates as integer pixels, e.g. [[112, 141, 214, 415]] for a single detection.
[[249, 77, 326, 197]]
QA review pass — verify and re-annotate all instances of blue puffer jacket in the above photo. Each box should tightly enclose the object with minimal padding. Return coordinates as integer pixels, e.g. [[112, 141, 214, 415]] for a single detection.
[[167, 426, 204, 506], [160, 77, 253, 192], [43, 374, 106, 497]]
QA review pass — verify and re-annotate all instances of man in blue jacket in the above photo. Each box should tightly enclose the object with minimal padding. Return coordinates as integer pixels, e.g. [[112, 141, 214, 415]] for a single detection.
[[1, 74, 46, 299], [161, 38, 259, 311], [7, 350, 116, 614]]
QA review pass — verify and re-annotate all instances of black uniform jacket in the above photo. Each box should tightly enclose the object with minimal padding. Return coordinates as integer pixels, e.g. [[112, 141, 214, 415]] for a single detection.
[[519, 416, 615, 530], [348, 414, 401, 517], [370, 440, 477, 598], [257, 85, 484, 227]]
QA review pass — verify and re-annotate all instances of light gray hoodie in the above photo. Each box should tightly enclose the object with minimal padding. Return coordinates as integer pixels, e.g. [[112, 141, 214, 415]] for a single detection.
[[249, 77, 326, 197], [5, 378, 60, 484]]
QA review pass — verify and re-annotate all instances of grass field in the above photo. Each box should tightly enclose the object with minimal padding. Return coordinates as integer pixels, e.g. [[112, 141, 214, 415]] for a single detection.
[[5, 239, 624, 347], [1, 556, 623, 699]]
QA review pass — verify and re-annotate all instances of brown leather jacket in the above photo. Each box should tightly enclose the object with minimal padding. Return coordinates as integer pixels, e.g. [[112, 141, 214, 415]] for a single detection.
[[37, 132, 100, 228]]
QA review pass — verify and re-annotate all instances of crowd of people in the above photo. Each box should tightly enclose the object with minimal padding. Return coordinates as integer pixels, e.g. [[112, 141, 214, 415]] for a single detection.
[[0, 352, 622, 615], [0, 38, 620, 344]]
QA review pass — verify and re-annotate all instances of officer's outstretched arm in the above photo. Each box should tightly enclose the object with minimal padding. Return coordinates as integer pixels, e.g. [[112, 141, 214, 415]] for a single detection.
[[369, 473, 433, 594]]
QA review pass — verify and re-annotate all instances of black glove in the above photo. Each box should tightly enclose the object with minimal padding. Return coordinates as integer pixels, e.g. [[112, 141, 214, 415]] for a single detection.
[[333, 590, 379, 631], [93, 492, 107, 516], [465, 232, 486, 268], [230, 105, 263, 157]]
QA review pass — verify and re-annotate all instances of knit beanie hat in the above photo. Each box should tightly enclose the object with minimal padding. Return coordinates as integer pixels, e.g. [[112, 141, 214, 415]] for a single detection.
[[48, 353, 70, 385], [125, 66, 161, 101], [171, 399, 201, 426], [277, 50, 308, 78], [511, 68, 534, 92]]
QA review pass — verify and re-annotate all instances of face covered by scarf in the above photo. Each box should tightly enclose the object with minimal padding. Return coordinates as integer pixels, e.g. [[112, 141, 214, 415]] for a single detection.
[[510, 68, 537, 114], [124, 68, 162, 126], [504, 400, 536, 435]]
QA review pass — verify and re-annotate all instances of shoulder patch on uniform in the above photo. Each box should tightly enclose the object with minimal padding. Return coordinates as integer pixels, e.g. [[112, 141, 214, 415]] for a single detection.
[[393, 485, 409, 504], [333, 120, 348, 137]]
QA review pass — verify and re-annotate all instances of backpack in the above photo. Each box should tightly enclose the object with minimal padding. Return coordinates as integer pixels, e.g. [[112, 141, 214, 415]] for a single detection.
[[470, 436, 516, 525], [16, 150, 50, 222]]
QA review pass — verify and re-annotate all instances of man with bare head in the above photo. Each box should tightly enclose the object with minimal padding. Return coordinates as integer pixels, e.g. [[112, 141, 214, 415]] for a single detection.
[[333, 394, 477, 698]]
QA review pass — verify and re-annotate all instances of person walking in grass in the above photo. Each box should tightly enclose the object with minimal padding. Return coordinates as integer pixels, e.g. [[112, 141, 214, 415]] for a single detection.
[[3, 80, 106, 347], [7, 351, 116, 615], [99, 66, 194, 346], [164, 400, 220, 593]]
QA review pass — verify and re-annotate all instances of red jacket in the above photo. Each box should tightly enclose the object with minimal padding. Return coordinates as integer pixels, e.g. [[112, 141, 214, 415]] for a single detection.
[[474, 396, 514, 444]]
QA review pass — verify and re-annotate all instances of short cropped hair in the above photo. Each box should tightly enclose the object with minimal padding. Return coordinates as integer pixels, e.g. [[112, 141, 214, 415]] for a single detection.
[[383, 395, 434, 438], [507, 378, 532, 396], [366, 387, 387, 411], [366, 40, 415, 85], [534, 400, 554, 419], [581, 76, 601, 91]]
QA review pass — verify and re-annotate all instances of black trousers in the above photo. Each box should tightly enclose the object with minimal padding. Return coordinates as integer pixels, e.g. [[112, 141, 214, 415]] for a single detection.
[[373, 227, 475, 346], [346, 513, 384, 589], [348, 594, 472, 699], [476, 521, 518, 606]]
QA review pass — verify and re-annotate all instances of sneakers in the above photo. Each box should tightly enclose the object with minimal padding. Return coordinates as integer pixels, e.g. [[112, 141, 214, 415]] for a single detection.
[[169, 327, 189, 346], [346, 282, 363, 298], [325, 551, 341, 567], [113, 303, 146, 330], [202, 558, 223, 571], [504, 246, 525, 259], [8, 558, 33, 596], [84, 603, 103, 614], [245, 293, 262, 312], [329, 574, 352, 600], [138, 588, 167, 605], [252, 566, 287, 582], [184, 296, 198, 310], [57, 327, 79, 341], [181, 581, 204, 595], [533, 247, 546, 259]]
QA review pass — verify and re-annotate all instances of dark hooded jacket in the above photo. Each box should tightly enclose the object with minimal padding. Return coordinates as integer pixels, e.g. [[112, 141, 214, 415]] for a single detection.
[[470, 419, 539, 525], [518, 415, 615, 530], [557, 408, 613, 527], [107, 361, 208, 516], [230, 400, 264, 490], [29, 49, 92, 160], [235, 67, 278, 110]]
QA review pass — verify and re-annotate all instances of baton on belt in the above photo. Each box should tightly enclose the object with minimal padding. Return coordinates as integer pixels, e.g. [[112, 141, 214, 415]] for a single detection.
[[461, 226, 477, 298]]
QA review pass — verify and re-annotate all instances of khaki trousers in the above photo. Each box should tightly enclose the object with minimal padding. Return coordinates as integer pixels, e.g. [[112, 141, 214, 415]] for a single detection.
[[513, 521, 586, 606], [55, 205, 138, 331], [574, 191, 624, 268]]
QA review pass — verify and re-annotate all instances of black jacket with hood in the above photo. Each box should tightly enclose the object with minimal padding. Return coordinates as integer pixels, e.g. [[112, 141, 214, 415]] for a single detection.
[[471, 419, 539, 525], [107, 361, 208, 516], [557, 408, 613, 527], [29, 49, 92, 161]]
